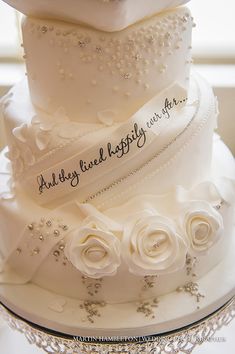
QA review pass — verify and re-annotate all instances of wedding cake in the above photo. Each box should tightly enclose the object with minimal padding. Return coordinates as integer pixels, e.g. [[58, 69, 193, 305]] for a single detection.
[[0, 0, 234, 337]]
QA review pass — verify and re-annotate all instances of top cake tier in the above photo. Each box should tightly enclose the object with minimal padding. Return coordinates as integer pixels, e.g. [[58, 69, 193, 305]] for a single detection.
[[3, 0, 190, 31]]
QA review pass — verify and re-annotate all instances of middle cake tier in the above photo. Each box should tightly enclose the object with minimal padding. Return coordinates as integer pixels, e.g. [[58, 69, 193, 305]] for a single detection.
[[22, 6, 193, 123], [2, 73, 215, 208]]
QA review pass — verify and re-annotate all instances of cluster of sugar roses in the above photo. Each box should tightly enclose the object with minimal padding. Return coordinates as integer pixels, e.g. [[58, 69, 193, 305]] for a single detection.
[[64, 196, 223, 278]]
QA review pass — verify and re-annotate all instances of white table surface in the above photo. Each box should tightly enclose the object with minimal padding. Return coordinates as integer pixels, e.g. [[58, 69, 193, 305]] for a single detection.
[[0, 315, 234, 354]]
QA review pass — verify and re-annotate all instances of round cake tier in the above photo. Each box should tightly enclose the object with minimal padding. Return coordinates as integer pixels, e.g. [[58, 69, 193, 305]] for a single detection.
[[0, 232, 234, 337]]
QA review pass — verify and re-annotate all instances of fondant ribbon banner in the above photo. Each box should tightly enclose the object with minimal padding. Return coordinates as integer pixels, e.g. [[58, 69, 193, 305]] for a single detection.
[[23, 84, 187, 205]]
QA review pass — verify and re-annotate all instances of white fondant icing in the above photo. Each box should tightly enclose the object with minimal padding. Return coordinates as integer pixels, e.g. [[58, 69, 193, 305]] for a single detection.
[[2, 0, 190, 31], [21, 7, 192, 123]]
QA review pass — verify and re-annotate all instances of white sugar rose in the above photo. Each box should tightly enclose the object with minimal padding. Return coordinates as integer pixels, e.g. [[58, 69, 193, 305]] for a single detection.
[[182, 201, 224, 255], [123, 213, 188, 276], [65, 216, 121, 278]]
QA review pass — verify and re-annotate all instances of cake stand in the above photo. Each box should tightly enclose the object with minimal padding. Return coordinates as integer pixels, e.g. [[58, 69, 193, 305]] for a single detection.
[[0, 296, 234, 354]]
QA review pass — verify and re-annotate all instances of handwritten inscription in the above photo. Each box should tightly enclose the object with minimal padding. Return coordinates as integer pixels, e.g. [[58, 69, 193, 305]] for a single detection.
[[38, 169, 80, 194], [37, 96, 186, 195], [107, 123, 147, 159], [80, 148, 107, 173], [146, 97, 187, 129]]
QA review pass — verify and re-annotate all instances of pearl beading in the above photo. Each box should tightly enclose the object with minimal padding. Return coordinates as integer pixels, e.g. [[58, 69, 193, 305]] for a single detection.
[[25, 11, 192, 88]]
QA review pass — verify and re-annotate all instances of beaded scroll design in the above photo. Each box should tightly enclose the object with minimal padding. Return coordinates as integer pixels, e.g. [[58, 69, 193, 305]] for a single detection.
[[0, 297, 234, 354]]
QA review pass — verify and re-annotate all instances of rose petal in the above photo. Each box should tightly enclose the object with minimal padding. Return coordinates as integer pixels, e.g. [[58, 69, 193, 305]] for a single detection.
[[65, 218, 121, 278], [31, 115, 41, 125], [97, 109, 117, 126], [14, 158, 24, 174], [36, 131, 51, 150], [123, 213, 187, 276], [39, 121, 55, 132], [5, 146, 20, 161], [182, 201, 223, 255], [58, 123, 80, 139], [22, 147, 36, 166], [12, 124, 28, 143], [48, 298, 66, 313]]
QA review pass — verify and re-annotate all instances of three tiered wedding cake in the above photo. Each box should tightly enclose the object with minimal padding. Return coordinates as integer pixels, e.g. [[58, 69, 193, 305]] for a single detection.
[[0, 0, 234, 337]]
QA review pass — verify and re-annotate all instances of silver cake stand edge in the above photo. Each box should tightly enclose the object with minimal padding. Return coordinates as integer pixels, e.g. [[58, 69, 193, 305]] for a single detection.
[[0, 296, 235, 354]]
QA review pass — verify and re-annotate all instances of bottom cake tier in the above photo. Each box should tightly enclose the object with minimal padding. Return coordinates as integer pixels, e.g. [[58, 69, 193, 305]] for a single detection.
[[0, 135, 234, 337], [0, 227, 234, 337]]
